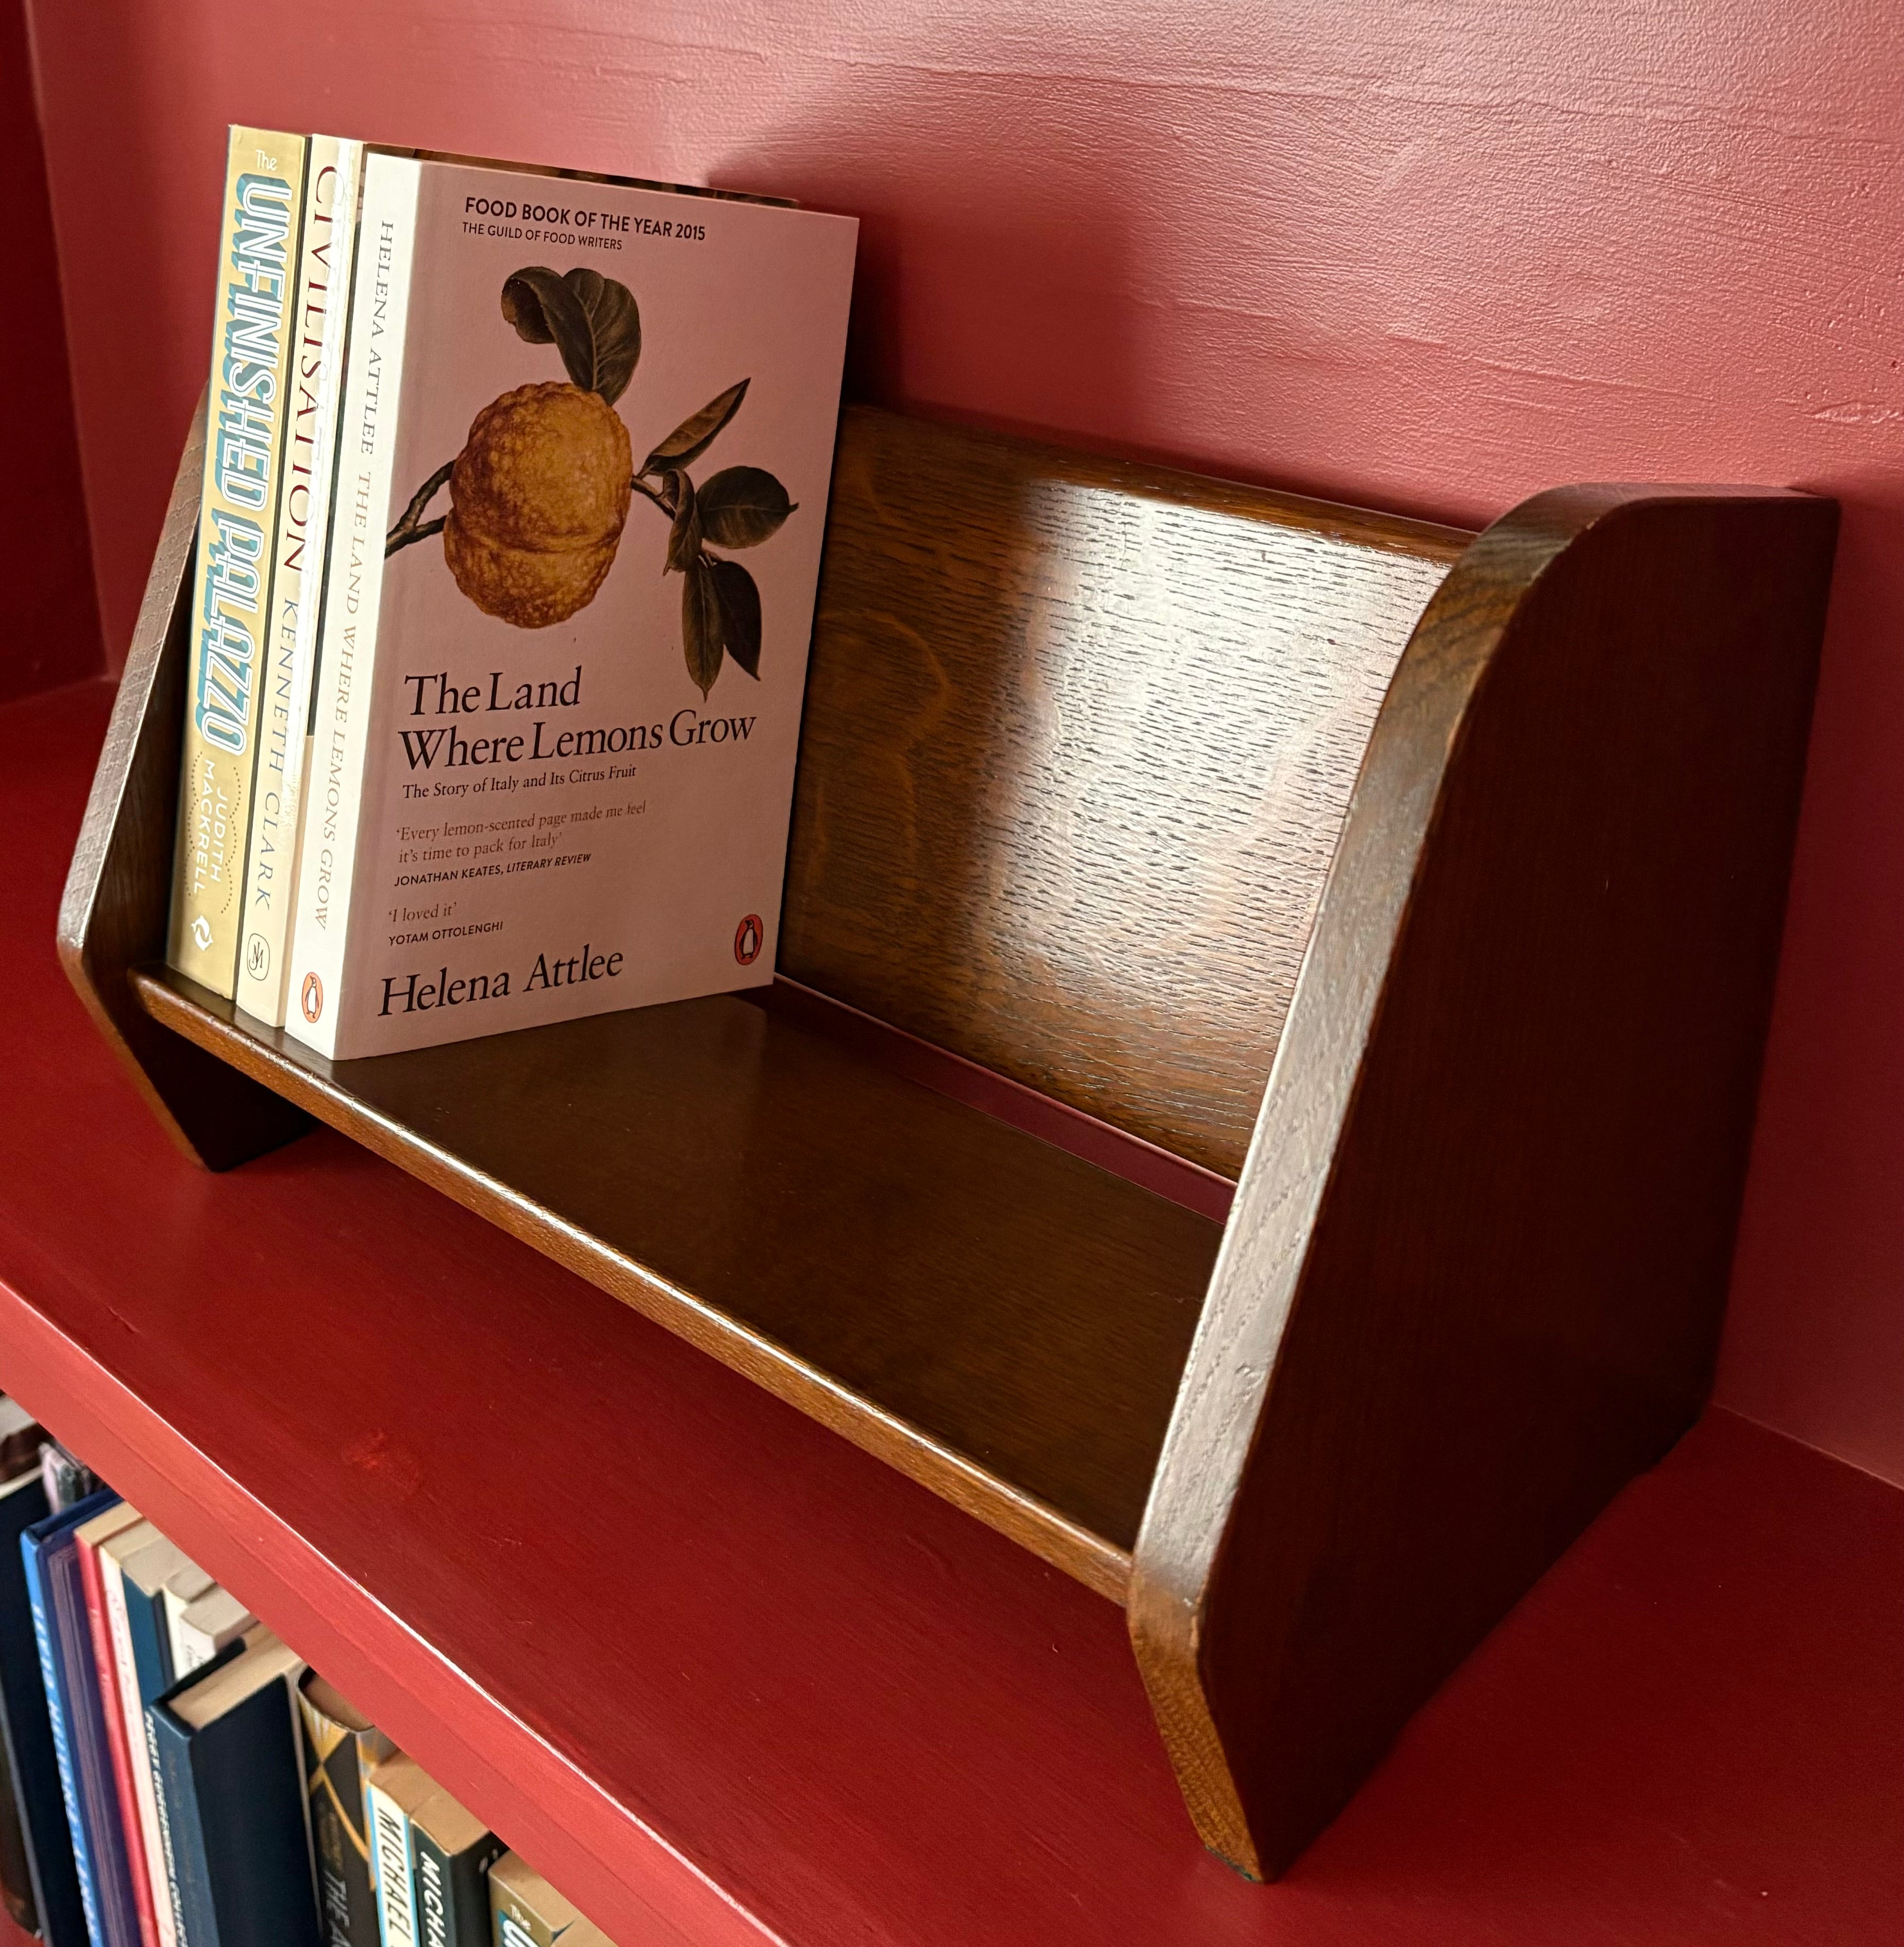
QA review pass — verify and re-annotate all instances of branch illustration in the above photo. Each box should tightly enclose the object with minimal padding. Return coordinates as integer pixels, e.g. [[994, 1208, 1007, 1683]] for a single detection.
[[382, 267, 796, 693]]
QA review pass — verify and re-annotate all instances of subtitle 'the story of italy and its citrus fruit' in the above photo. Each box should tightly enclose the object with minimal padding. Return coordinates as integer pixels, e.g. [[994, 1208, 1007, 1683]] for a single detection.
[[282, 149, 857, 1058]]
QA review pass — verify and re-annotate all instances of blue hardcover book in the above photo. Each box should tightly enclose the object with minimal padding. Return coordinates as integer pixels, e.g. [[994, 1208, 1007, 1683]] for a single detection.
[[147, 1627, 319, 1947], [0, 1465, 87, 1946], [22, 1490, 143, 1947]]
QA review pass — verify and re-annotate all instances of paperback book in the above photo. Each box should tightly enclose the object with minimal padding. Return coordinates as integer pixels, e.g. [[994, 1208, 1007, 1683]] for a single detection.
[[296, 1674, 387, 1947], [283, 149, 857, 1057], [168, 127, 311, 998], [234, 135, 364, 1025], [487, 1852, 610, 1947]]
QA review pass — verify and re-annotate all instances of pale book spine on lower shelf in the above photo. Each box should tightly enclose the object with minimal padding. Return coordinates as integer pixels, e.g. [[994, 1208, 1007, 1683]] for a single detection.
[[236, 136, 365, 1025], [364, 1775, 419, 1947], [167, 126, 310, 998], [285, 150, 424, 1056]]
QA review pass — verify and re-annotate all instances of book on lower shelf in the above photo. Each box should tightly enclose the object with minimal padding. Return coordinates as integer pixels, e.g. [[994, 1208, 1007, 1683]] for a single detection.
[[488, 1853, 611, 1947], [0, 1419, 604, 1946], [23, 1489, 147, 1947], [146, 1624, 318, 1947], [163, 124, 858, 1060]]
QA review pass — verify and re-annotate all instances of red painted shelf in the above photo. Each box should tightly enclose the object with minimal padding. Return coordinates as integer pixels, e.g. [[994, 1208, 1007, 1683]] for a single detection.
[[3, 678, 1901, 1945]]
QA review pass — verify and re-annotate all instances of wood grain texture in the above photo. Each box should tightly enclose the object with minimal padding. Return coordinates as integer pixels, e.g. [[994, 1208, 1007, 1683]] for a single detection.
[[53, 390, 308, 1169], [784, 407, 1468, 1177], [131, 966, 1221, 1593], [1130, 486, 1840, 1877], [12, 692, 1904, 1942]]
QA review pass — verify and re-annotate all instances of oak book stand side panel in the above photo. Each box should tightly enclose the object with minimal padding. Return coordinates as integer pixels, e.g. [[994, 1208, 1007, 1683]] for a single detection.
[[58, 398, 1837, 1882]]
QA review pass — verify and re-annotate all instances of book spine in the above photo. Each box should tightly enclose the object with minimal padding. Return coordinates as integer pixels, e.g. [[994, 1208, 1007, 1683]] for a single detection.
[[285, 151, 422, 1056], [405, 1827, 449, 1947], [297, 1698, 375, 1947], [190, 1680, 318, 1947], [144, 1712, 212, 1947], [53, 1533, 141, 1947], [102, 1565, 178, 1947], [484, 1884, 547, 1947], [363, 1781, 417, 1947], [168, 126, 312, 998], [407, 1827, 497, 1947], [23, 1533, 106, 1947], [236, 136, 364, 1024], [78, 1541, 158, 1947]]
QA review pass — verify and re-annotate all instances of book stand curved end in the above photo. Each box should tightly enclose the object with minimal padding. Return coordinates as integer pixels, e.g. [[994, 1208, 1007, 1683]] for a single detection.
[[60, 395, 1837, 1878]]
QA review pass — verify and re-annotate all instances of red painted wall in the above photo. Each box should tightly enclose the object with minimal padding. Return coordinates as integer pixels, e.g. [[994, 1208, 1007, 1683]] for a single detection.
[[0, 0, 101, 699], [23, 2, 1904, 1484]]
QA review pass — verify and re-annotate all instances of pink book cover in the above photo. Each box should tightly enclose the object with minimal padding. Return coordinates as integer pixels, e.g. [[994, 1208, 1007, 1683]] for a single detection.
[[297, 157, 856, 1057]]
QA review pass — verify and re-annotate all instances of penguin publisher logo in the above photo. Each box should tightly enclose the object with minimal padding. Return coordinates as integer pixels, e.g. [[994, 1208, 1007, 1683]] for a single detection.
[[300, 972, 324, 1023], [734, 915, 764, 966]]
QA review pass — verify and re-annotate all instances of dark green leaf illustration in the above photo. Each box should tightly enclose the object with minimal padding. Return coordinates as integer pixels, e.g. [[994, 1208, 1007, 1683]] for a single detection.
[[664, 471, 701, 573], [695, 466, 795, 548], [639, 379, 749, 476], [682, 555, 725, 696], [500, 266, 641, 403], [709, 558, 762, 678]]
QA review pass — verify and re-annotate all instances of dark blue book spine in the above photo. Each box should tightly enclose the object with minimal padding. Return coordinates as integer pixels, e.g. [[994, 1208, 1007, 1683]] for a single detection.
[[196, 1684, 319, 1947], [123, 1582, 173, 1708], [0, 1474, 85, 1947], [153, 1679, 319, 1947], [22, 1522, 107, 1947], [146, 1706, 216, 1947]]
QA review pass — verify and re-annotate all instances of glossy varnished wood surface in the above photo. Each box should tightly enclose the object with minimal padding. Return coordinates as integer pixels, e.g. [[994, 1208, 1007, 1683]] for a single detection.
[[784, 408, 1469, 1177], [132, 966, 1220, 1592], [56, 403, 1840, 1878], [13, 686, 1903, 1945], [1130, 486, 1840, 1876]]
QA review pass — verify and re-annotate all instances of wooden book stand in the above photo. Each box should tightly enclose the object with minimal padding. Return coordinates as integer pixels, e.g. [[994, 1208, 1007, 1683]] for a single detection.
[[61, 394, 1837, 1876]]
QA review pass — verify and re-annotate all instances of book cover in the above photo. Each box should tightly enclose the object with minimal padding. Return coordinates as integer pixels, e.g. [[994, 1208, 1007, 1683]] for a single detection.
[[168, 125, 311, 997], [485, 1854, 611, 1947], [296, 1673, 386, 1947], [23, 1489, 144, 1947], [146, 1626, 318, 1947], [401, 1770, 499, 1947], [75, 1505, 160, 1947], [284, 154, 856, 1058], [103, 1530, 186, 1947], [0, 1464, 84, 1946], [237, 135, 366, 1024]]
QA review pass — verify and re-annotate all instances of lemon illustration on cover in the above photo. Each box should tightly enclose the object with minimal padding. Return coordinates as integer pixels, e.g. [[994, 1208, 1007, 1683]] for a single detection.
[[385, 266, 793, 696]]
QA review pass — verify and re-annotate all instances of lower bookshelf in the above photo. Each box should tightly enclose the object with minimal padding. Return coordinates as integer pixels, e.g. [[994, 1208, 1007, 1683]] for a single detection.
[[4, 677, 1901, 1945]]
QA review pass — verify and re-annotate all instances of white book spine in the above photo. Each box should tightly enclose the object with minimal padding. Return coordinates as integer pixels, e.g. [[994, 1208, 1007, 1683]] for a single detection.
[[238, 135, 364, 1024], [100, 1553, 180, 1947], [160, 1576, 214, 1675], [176, 1601, 252, 1668], [365, 1781, 419, 1947], [285, 151, 423, 1056]]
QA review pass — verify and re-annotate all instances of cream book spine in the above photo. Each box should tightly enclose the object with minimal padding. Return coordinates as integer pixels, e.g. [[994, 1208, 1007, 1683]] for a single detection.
[[168, 126, 310, 996], [285, 150, 423, 1052], [236, 136, 364, 1024]]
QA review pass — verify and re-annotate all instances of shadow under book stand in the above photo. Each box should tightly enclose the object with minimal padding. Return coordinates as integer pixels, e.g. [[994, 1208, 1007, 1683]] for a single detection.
[[59, 395, 1837, 1879]]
